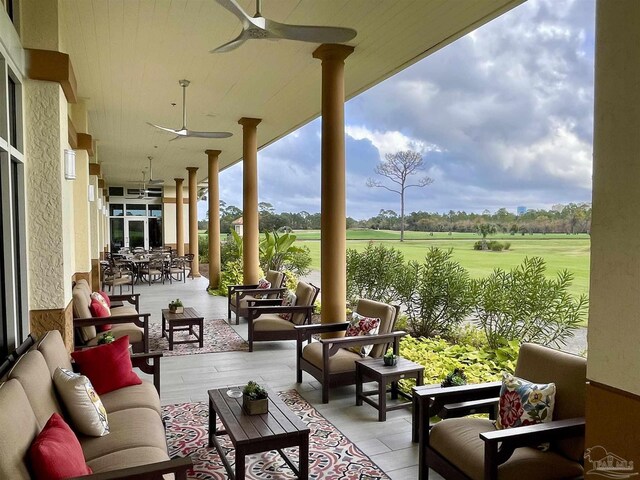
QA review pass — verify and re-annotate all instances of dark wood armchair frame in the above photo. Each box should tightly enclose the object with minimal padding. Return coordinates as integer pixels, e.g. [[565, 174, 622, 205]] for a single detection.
[[245, 284, 320, 352], [413, 382, 586, 480], [73, 293, 150, 353], [227, 280, 287, 324], [101, 261, 135, 294], [295, 315, 406, 403]]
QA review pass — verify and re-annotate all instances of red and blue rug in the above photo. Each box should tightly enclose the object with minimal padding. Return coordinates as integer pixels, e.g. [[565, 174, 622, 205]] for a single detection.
[[162, 390, 390, 479]]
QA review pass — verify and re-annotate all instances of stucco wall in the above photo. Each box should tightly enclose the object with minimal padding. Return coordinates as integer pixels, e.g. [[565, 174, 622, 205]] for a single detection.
[[24, 80, 68, 308]]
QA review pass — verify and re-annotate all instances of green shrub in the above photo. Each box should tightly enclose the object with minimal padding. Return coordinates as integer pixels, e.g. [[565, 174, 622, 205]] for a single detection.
[[489, 241, 504, 252], [209, 259, 264, 297], [471, 256, 588, 349], [473, 240, 484, 250], [282, 269, 299, 291], [220, 238, 241, 267], [399, 335, 518, 386], [396, 248, 475, 338], [259, 231, 311, 276], [198, 234, 209, 264], [346, 243, 405, 306], [474, 240, 507, 251], [503, 242, 511, 250]]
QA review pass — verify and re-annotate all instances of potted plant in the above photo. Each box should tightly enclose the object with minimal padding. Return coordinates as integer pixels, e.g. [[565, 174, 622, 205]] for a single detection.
[[97, 331, 115, 345], [169, 298, 184, 314], [441, 368, 467, 387], [242, 380, 269, 415], [383, 347, 398, 366]]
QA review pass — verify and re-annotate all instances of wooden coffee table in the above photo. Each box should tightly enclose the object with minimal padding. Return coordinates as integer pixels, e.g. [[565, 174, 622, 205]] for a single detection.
[[208, 387, 310, 480], [161, 307, 204, 350], [355, 356, 425, 421]]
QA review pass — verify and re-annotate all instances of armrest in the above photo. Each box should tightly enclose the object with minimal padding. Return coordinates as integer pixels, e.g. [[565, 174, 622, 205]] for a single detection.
[[440, 397, 500, 419], [237, 287, 286, 296], [319, 331, 407, 356], [248, 304, 313, 317], [74, 313, 150, 330], [480, 417, 585, 473], [246, 298, 284, 307], [294, 322, 349, 341], [70, 456, 193, 480], [228, 283, 258, 293], [131, 352, 162, 395], [108, 293, 140, 310]]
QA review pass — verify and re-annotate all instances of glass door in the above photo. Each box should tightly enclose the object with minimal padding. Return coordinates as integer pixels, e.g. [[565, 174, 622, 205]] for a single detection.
[[126, 219, 147, 250]]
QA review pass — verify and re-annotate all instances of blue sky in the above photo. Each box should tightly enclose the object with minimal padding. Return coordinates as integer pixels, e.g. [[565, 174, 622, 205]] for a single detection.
[[201, 0, 595, 221]]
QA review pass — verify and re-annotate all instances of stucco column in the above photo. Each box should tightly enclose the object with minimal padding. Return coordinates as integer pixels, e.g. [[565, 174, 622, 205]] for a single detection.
[[238, 117, 262, 285], [206, 150, 222, 289], [175, 178, 185, 256], [313, 44, 354, 326], [187, 167, 200, 277], [586, 0, 640, 467]]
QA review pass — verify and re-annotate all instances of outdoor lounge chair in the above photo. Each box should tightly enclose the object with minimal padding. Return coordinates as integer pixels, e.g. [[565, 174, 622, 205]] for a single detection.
[[413, 342, 586, 480], [295, 298, 403, 403], [227, 269, 286, 323], [245, 281, 320, 352]]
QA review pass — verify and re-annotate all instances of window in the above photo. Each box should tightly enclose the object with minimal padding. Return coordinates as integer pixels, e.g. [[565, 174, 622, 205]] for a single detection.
[[125, 204, 146, 216], [8, 75, 16, 147], [148, 204, 162, 217], [108, 186, 124, 197], [109, 203, 124, 216], [110, 218, 124, 251]]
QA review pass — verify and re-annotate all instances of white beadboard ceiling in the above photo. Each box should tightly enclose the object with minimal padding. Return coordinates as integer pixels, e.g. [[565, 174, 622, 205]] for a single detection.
[[59, 0, 523, 187]]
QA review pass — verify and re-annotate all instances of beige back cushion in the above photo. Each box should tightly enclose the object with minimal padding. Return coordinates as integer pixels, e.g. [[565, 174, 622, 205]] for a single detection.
[[0, 380, 40, 480], [37, 330, 73, 375], [73, 279, 96, 341], [355, 299, 398, 358], [292, 281, 316, 325], [515, 343, 587, 461], [8, 350, 63, 429], [265, 270, 284, 299]]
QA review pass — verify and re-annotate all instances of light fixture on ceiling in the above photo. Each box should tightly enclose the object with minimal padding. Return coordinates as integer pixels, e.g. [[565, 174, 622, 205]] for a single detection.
[[147, 80, 233, 140], [64, 149, 76, 180], [211, 0, 357, 53]]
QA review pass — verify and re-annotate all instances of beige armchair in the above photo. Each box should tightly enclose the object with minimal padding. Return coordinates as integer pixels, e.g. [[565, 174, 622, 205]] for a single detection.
[[246, 281, 320, 352], [414, 343, 586, 480], [295, 298, 403, 403], [227, 269, 286, 323]]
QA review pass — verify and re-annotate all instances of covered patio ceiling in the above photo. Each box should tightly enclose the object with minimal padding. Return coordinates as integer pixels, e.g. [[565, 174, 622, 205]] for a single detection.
[[59, 0, 524, 187]]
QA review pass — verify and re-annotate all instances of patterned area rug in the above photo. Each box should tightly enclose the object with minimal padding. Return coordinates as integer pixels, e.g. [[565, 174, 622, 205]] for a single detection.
[[149, 319, 249, 356], [163, 390, 390, 479]]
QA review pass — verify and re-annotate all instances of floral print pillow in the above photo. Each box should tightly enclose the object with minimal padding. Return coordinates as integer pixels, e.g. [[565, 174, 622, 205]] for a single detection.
[[279, 291, 297, 322], [254, 278, 272, 299], [346, 312, 380, 357], [496, 372, 556, 430]]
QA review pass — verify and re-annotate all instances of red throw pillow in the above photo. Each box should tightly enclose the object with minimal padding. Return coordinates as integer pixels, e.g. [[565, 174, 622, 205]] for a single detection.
[[98, 290, 111, 307], [30, 413, 93, 479], [71, 336, 141, 395], [89, 298, 112, 332]]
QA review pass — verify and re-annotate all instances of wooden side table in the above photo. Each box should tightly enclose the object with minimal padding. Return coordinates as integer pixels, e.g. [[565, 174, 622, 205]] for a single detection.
[[355, 356, 424, 421], [161, 307, 204, 350], [208, 387, 310, 480]]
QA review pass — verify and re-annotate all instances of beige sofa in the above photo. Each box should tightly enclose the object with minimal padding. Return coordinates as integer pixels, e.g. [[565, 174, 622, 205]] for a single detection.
[[0, 330, 191, 479], [72, 279, 150, 352]]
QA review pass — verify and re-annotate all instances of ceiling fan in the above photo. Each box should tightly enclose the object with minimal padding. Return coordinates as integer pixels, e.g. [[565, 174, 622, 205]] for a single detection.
[[137, 170, 150, 199], [147, 80, 233, 140], [147, 156, 164, 185], [211, 0, 357, 53]]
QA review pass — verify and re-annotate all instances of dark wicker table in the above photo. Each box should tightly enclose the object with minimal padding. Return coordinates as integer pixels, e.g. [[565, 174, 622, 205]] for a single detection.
[[355, 356, 425, 421], [161, 307, 204, 350], [208, 387, 310, 480]]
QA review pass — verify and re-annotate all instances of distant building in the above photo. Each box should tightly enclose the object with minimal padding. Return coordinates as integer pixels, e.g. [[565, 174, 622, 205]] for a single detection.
[[232, 217, 243, 236], [516, 206, 527, 216]]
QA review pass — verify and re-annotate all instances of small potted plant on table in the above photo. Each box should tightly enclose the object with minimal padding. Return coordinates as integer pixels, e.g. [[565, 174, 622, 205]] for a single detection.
[[169, 298, 184, 314], [383, 347, 398, 366], [242, 380, 269, 415], [97, 331, 115, 345]]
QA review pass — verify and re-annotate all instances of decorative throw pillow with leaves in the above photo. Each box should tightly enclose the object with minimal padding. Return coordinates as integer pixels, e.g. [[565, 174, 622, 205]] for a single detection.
[[279, 291, 297, 322], [496, 372, 556, 430], [345, 312, 380, 357]]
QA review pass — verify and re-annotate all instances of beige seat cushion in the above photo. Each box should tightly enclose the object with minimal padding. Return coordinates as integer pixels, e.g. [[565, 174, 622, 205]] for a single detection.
[[356, 299, 397, 358], [85, 323, 143, 346], [79, 407, 168, 461], [430, 417, 584, 480], [8, 350, 63, 429], [515, 343, 587, 461], [0, 380, 40, 480], [111, 306, 139, 316], [87, 446, 169, 474], [100, 382, 161, 416], [302, 341, 362, 374], [231, 294, 257, 310], [36, 330, 73, 375], [254, 315, 297, 332]]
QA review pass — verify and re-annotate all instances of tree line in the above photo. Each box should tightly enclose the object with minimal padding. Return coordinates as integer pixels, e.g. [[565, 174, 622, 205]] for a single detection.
[[197, 201, 592, 236]]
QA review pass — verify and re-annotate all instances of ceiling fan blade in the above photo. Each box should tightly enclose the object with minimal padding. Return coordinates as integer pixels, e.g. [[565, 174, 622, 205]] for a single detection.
[[148, 179, 165, 185], [215, 0, 253, 26], [210, 30, 250, 53], [147, 122, 180, 135], [266, 19, 357, 43], [183, 129, 233, 139]]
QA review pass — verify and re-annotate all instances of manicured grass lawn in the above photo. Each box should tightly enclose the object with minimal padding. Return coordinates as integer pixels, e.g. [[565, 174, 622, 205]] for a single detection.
[[296, 230, 590, 298]]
